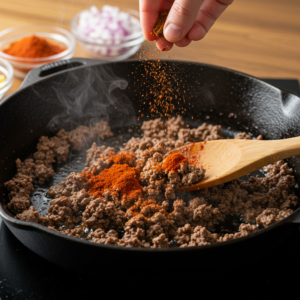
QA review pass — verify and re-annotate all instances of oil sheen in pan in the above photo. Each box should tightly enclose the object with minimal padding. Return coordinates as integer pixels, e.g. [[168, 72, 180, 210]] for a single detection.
[[28, 122, 291, 237]]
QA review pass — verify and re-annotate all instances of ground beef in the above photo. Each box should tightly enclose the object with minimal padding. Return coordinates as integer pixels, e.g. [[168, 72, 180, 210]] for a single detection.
[[178, 123, 223, 143], [7, 196, 31, 214], [16, 206, 40, 223], [4, 173, 34, 214], [152, 233, 170, 248], [35, 164, 55, 184], [256, 208, 293, 227], [4, 173, 34, 199], [51, 129, 70, 162], [90, 229, 119, 245], [234, 132, 263, 140], [47, 172, 87, 198], [69, 125, 92, 151], [92, 121, 113, 140], [218, 223, 259, 242], [180, 226, 219, 247], [84, 146, 116, 172], [16, 158, 36, 177], [69, 121, 113, 151], [40, 196, 74, 228], [82, 197, 126, 230], [5, 116, 298, 248]]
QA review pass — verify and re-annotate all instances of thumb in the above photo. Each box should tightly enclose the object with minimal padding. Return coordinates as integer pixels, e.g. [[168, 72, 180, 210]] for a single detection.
[[164, 0, 204, 43]]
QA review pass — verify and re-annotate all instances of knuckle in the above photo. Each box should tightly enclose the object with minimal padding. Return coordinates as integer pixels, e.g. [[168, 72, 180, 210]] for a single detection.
[[200, 9, 216, 21], [172, 2, 192, 18]]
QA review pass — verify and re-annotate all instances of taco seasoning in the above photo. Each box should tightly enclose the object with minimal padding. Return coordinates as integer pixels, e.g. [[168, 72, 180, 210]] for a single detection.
[[153, 10, 170, 38]]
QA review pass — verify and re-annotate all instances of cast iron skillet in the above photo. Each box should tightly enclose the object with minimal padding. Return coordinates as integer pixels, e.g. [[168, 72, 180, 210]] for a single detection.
[[1, 58, 300, 277]]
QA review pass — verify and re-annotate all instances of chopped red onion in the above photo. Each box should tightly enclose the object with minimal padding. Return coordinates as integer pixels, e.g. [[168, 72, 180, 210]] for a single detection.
[[76, 5, 141, 58]]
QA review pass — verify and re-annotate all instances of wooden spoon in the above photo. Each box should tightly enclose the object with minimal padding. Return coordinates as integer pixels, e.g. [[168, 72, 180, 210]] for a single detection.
[[167, 137, 300, 192]]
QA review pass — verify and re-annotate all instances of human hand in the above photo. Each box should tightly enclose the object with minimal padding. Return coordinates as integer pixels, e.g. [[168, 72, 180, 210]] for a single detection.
[[139, 0, 234, 51]]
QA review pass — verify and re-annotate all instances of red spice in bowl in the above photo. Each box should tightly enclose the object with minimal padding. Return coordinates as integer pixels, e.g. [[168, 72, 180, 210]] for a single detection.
[[3, 35, 65, 58], [0, 25, 75, 78]]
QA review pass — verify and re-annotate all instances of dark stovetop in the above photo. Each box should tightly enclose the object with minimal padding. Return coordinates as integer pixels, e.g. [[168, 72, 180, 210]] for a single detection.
[[0, 79, 300, 300]]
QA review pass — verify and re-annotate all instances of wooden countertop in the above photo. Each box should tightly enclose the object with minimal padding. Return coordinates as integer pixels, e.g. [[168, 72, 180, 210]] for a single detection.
[[0, 0, 299, 99]]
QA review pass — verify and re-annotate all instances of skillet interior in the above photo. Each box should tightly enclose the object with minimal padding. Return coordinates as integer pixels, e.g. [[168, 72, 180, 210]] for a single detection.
[[1, 59, 300, 275]]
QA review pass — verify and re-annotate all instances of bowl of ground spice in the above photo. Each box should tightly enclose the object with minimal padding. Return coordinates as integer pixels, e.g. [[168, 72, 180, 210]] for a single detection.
[[0, 25, 76, 79]]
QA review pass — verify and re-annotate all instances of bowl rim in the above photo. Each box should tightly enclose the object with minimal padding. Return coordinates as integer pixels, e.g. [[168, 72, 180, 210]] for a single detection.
[[70, 7, 145, 47], [0, 56, 13, 91], [0, 25, 76, 63]]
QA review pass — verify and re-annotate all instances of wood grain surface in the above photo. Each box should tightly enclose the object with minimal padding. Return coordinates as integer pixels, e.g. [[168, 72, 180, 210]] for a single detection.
[[0, 0, 299, 99]]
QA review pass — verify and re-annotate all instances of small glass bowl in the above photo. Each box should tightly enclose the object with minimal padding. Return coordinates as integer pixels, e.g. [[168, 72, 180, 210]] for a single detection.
[[70, 8, 145, 61], [0, 25, 76, 79], [0, 57, 14, 101]]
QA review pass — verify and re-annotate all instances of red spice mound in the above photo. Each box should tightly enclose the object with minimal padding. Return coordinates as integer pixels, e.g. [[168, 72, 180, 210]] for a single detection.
[[4, 35, 65, 58], [108, 152, 135, 166], [86, 164, 143, 199], [162, 153, 187, 173]]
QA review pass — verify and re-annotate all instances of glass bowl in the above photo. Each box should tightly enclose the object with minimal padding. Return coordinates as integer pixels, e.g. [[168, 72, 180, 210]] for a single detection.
[[0, 25, 76, 79], [70, 7, 145, 61], [0, 57, 13, 101]]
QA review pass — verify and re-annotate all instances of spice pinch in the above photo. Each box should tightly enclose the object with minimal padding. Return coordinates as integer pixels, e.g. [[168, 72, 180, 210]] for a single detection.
[[166, 136, 300, 192]]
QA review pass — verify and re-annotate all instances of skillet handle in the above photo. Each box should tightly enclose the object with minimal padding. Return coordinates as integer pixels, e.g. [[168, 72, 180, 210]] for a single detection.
[[21, 57, 106, 88]]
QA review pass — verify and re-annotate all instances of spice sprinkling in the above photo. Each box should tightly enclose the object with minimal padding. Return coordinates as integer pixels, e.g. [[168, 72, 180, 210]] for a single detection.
[[134, 32, 199, 119], [4, 35, 65, 58], [162, 153, 187, 173]]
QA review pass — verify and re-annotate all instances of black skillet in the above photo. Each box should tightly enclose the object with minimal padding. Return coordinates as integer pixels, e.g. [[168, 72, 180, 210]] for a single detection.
[[1, 58, 300, 277]]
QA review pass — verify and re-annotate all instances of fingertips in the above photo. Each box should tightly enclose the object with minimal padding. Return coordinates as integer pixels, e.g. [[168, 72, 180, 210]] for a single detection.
[[156, 36, 174, 51], [139, 0, 163, 41], [175, 36, 192, 47], [140, 13, 160, 41], [163, 0, 204, 43]]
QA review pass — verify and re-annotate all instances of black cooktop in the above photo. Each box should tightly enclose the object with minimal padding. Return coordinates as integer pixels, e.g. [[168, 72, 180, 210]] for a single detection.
[[1, 79, 300, 299]]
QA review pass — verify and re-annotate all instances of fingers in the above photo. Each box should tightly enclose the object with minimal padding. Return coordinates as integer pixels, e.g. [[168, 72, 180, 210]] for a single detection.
[[139, 0, 164, 41], [188, 0, 234, 41], [164, 0, 204, 43], [175, 36, 192, 47], [156, 35, 191, 51], [156, 36, 174, 51], [140, 0, 233, 49]]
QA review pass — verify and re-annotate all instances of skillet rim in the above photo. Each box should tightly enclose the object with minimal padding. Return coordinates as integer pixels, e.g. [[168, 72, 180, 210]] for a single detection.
[[0, 59, 300, 252], [1, 204, 298, 252], [1, 59, 300, 109]]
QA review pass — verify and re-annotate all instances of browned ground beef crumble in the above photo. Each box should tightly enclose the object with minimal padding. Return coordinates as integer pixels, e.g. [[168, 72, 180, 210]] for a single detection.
[[5, 116, 297, 248]]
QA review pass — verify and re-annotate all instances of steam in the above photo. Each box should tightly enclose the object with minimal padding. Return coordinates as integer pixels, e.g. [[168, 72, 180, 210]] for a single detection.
[[47, 64, 136, 131]]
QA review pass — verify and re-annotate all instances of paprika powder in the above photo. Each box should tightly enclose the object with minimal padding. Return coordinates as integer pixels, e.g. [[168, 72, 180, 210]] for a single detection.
[[4, 35, 65, 58], [162, 153, 187, 173], [85, 164, 143, 199]]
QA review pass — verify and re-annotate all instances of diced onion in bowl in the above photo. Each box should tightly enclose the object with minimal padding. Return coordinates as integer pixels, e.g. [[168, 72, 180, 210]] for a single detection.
[[72, 5, 144, 60]]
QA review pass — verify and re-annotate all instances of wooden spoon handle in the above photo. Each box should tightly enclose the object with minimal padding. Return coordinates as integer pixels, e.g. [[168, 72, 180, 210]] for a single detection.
[[178, 136, 300, 191], [222, 136, 300, 177], [265, 136, 300, 161]]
